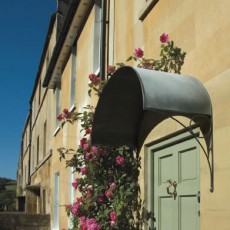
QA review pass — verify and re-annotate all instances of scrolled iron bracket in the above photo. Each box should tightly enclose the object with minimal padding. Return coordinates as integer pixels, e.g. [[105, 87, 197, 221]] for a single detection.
[[169, 115, 214, 193]]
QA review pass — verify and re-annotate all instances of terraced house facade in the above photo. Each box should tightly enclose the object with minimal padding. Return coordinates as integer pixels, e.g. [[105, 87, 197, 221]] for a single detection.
[[17, 0, 230, 229]]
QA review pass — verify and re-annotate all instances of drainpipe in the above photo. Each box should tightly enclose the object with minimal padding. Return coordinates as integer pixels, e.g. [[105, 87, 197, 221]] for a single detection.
[[100, 0, 107, 80], [27, 104, 32, 185], [106, 0, 110, 76], [20, 140, 23, 185]]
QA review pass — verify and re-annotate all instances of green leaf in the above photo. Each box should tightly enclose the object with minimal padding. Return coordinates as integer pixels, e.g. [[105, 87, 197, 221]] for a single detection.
[[116, 62, 125, 67], [160, 49, 164, 56], [126, 56, 133, 62], [61, 121, 66, 129], [88, 89, 92, 97], [163, 46, 169, 52]]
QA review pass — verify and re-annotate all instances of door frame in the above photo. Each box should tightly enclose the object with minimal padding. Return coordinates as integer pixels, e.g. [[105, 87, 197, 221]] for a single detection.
[[144, 126, 200, 229]]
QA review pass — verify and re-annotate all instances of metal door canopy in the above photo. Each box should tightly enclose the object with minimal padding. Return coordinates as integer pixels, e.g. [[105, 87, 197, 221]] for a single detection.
[[91, 66, 212, 153]]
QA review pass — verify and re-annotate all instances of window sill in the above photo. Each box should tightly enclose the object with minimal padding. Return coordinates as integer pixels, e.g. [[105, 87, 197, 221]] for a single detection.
[[30, 150, 53, 176], [53, 126, 61, 137], [69, 104, 76, 112], [138, 0, 159, 21]]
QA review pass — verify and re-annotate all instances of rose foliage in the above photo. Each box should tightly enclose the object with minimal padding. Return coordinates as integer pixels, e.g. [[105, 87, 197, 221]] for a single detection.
[[57, 33, 186, 229]]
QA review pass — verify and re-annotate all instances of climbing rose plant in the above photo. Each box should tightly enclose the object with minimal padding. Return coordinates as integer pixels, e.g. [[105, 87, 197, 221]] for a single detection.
[[125, 32, 186, 73], [58, 33, 186, 230]]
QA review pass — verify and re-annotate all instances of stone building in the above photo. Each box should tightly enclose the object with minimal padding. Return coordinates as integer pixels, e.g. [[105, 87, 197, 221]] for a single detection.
[[17, 0, 230, 229]]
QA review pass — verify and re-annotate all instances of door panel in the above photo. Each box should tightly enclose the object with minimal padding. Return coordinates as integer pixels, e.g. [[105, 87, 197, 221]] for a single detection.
[[179, 148, 197, 181], [159, 197, 174, 230], [159, 154, 173, 184], [179, 196, 198, 230], [152, 138, 200, 230]]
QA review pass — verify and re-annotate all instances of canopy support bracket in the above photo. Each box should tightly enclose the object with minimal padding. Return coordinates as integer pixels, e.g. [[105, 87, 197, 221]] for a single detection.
[[169, 115, 214, 192]]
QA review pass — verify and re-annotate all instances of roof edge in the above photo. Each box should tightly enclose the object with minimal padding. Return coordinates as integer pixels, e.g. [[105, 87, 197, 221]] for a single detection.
[[42, 0, 94, 89], [29, 13, 56, 104]]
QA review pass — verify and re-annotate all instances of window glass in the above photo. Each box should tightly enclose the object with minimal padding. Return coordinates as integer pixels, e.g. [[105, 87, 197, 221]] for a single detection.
[[43, 121, 47, 157], [56, 87, 61, 129], [70, 46, 76, 107], [37, 136, 39, 165], [93, 0, 102, 73]]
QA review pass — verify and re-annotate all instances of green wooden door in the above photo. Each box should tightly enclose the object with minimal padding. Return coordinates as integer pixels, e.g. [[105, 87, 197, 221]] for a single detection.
[[152, 138, 200, 230]]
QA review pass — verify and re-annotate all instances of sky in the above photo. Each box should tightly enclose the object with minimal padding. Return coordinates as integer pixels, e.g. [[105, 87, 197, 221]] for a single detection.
[[0, 1, 57, 179]]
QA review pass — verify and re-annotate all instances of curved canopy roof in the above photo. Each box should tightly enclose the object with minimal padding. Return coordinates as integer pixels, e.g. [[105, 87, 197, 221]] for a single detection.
[[91, 66, 212, 153]]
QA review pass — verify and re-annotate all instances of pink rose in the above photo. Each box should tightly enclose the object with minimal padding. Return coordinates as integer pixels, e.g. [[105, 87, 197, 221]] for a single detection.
[[86, 185, 93, 198], [86, 190, 92, 198], [101, 150, 107, 156], [71, 203, 81, 216], [65, 204, 71, 210], [62, 108, 72, 119], [116, 156, 125, 165], [89, 223, 99, 229], [83, 143, 89, 150], [91, 146, 99, 153], [160, 33, 169, 43], [110, 210, 117, 227], [80, 216, 86, 222], [89, 73, 100, 85], [80, 216, 87, 230], [57, 109, 72, 121], [72, 181, 78, 189], [80, 167, 87, 175], [63, 108, 69, 113], [134, 48, 144, 58], [87, 218, 101, 230], [108, 65, 116, 74], [76, 197, 83, 204], [86, 152, 91, 159], [81, 224, 87, 230], [110, 220, 116, 227], [89, 73, 96, 80], [85, 128, 91, 134], [80, 138, 87, 147], [109, 182, 117, 190], [57, 114, 63, 121], [97, 195, 104, 203], [105, 189, 113, 199], [72, 178, 81, 189], [110, 211, 117, 221], [80, 217, 102, 230]]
